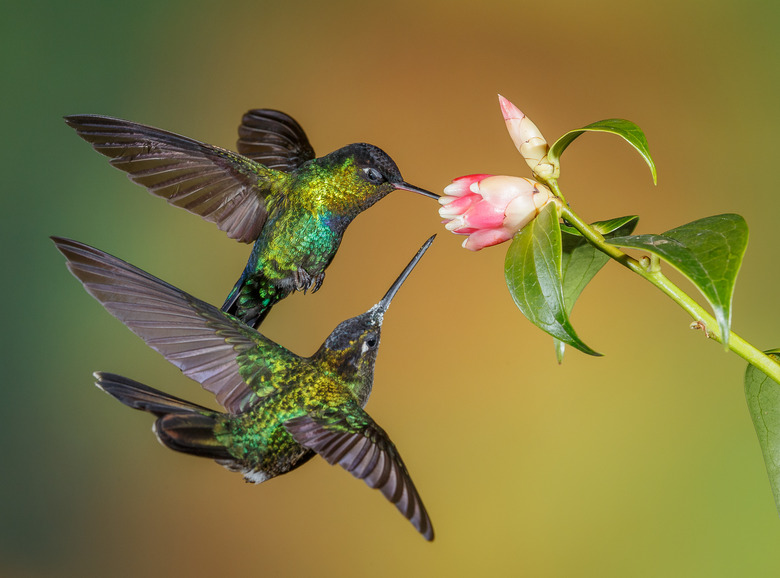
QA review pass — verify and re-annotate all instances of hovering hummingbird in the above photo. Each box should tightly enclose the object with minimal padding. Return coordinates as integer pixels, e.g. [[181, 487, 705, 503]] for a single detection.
[[64, 110, 438, 328], [53, 235, 436, 540]]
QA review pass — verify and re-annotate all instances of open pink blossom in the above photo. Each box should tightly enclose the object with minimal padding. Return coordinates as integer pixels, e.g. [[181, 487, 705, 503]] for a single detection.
[[499, 94, 555, 179], [439, 174, 554, 250]]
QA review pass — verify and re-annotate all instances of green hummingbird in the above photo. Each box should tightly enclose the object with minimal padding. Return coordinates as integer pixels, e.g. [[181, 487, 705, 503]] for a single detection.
[[52, 235, 435, 540], [64, 110, 438, 328]]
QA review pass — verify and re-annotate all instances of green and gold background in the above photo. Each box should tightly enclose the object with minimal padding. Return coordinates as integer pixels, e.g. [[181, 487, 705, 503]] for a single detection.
[[4, 1, 780, 576]]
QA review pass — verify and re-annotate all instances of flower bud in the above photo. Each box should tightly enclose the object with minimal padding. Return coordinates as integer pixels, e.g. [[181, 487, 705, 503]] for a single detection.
[[499, 94, 555, 180], [439, 174, 554, 251]]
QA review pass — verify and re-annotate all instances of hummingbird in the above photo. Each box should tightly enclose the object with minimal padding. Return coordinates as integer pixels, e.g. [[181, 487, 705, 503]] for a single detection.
[[52, 234, 436, 540], [64, 110, 438, 328]]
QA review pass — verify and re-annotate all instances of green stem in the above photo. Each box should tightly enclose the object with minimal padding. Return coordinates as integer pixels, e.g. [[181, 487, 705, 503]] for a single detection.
[[558, 204, 780, 383], [545, 178, 567, 205]]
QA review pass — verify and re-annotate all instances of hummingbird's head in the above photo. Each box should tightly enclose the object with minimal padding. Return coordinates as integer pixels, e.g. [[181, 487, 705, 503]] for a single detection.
[[319, 144, 438, 214], [316, 235, 435, 403], [321, 310, 385, 391], [352, 143, 439, 198]]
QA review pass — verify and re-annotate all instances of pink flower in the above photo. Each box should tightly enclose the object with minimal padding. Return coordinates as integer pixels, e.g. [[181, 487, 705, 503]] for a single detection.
[[499, 94, 555, 180], [439, 174, 554, 251]]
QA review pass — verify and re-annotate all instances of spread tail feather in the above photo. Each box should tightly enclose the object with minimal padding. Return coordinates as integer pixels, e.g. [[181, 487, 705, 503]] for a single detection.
[[94, 372, 232, 461]]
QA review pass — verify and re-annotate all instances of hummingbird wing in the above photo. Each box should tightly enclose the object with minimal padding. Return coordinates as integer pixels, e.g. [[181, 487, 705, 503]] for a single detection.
[[236, 109, 316, 172], [52, 237, 299, 414], [285, 408, 434, 541], [64, 114, 285, 244]]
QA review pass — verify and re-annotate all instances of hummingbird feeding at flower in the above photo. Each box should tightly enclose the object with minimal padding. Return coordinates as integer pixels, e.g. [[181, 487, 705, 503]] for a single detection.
[[52, 234, 436, 540], [64, 110, 438, 328]]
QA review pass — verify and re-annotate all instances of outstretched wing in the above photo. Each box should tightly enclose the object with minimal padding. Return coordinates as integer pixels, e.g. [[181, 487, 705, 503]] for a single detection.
[[53, 237, 300, 413], [236, 109, 316, 172], [285, 407, 434, 541], [64, 114, 285, 243]]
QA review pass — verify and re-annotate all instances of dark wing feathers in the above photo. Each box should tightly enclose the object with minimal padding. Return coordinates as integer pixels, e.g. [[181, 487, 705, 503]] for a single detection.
[[237, 109, 316, 172], [64, 114, 282, 243], [52, 237, 299, 413], [285, 410, 434, 541]]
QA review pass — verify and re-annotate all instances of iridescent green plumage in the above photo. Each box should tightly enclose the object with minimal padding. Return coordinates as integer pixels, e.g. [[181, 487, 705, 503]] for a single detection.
[[64, 110, 438, 328], [53, 235, 435, 540]]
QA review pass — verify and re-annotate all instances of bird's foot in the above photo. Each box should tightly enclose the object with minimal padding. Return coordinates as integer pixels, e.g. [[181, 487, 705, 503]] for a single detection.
[[293, 269, 325, 294]]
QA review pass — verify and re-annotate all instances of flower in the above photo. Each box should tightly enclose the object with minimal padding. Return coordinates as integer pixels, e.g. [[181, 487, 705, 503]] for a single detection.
[[499, 94, 555, 180], [439, 174, 554, 250]]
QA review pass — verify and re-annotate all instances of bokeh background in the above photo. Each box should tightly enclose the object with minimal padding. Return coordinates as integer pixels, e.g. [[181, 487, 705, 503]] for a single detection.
[[4, 0, 780, 575]]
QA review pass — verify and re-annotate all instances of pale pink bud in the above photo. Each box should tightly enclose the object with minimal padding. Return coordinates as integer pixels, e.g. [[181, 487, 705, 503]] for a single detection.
[[439, 174, 554, 251], [499, 95, 555, 180]]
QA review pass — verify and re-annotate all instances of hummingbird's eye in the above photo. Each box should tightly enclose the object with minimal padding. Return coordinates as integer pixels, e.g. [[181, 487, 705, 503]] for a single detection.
[[362, 167, 384, 184], [360, 335, 378, 355]]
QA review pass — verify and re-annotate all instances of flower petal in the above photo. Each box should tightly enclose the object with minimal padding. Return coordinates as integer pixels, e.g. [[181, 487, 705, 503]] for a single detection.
[[503, 183, 553, 230], [498, 95, 550, 175], [498, 94, 525, 123], [461, 198, 505, 229], [442, 174, 493, 197], [463, 228, 513, 251], [475, 175, 537, 206], [438, 192, 481, 219]]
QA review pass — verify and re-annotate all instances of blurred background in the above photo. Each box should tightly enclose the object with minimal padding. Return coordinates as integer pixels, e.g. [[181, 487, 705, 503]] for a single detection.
[[4, 0, 780, 575]]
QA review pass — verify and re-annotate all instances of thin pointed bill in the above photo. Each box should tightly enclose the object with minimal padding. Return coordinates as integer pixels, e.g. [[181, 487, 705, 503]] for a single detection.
[[377, 235, 436, 313], [394, 181, 439, 199]]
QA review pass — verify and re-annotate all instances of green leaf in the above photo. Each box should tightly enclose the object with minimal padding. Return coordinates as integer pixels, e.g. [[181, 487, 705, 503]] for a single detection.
[[608, 214, 748, 347], [548, 119, 657, 184], [745, 351, 780, 516], [504, 202, 601, 357], [555, 216, 639, 362]]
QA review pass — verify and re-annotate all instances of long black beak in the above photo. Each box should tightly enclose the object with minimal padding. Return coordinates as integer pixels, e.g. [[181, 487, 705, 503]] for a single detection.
[[393, 181, 439, 199], [377, 235, 436, 314]]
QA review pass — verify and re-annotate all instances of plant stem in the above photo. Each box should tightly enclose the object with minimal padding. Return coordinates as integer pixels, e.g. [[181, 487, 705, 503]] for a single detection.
[[558, 204, 780, 383]]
